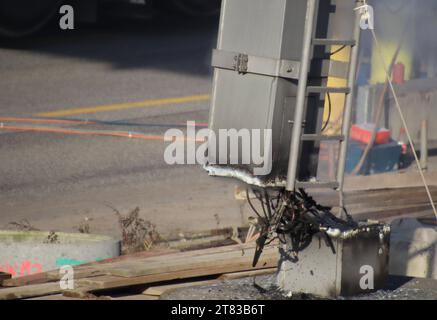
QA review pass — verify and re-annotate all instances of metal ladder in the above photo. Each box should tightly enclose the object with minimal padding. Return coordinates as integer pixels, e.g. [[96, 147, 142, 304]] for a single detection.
[[286, 0, 363, 207]]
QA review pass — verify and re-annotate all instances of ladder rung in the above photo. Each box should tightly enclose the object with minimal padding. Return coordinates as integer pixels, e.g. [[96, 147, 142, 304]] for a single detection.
[[296, 181, 339, 189], [307, 86, 351, 94], [313, 39, 356, 46], [301, 134, 345, 142]]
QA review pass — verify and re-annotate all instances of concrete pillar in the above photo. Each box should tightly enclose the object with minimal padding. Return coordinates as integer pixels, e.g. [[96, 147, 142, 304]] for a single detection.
[[277, 223, 390, 298]]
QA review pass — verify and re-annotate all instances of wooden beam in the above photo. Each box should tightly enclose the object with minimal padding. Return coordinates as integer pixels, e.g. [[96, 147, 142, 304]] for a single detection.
[[0, 283, 63, 300], [219, 268, 277, 280], [143, 279, 220, 297], [77, 251, 278, 291], [0, 273, 11, 286], [105, 246, 278, 278]]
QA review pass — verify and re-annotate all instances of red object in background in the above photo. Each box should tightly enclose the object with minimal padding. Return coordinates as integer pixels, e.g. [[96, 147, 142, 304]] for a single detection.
[[400, 143, 408, 155], [350, 124, 391, 145], [392, 62, 405, 84]]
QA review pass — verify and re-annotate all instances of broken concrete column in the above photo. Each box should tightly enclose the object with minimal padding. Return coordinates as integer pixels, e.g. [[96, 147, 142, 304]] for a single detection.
[[277, 223, 390, 298]]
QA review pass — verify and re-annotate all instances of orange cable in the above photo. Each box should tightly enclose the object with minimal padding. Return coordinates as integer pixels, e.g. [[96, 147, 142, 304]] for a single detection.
[[0, 124, 205, 143]]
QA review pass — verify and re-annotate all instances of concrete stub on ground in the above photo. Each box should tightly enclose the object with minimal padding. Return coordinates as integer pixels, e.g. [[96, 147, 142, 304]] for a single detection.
[[277, 223, 390, 298], [0, 231, 121, 277], [390, 218, 437, 279]]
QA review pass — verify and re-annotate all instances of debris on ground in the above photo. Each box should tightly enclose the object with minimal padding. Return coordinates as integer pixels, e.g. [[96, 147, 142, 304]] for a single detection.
[[77, 218, 92, 234], [7, 220, 39, 232], [43, 231, 60, 244], [162, 274, 437, 301], [112, 206, 161, 254]]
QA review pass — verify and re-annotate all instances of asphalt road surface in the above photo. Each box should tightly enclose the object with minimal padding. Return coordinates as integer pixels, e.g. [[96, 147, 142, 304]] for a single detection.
[[0, 18, 249, 238]]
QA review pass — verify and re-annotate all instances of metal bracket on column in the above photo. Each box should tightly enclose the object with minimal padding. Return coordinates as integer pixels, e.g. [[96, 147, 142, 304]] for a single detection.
[[212, 49, 301, 79], [234, 53, 249, 74]]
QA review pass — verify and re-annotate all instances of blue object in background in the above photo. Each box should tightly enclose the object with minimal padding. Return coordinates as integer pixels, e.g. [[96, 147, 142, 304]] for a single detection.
[[346, 140, 402, 176], [357, 62, 371, 86]]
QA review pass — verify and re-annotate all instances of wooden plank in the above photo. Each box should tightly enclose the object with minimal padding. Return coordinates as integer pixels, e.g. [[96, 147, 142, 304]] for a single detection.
[[313, 187, 437, 204], [166, 238, 237, 251], [143, 279, 220, 297], [113, 294, 159, 300], [77, 251, 278, 291], [348, 194, 437, 208], [0, 283, 63, 300], [27, 294, 83, 300], [315, 187, 412, 200], [344, 170, 437, 191], [355, 207, 434, 222], [2, 248, 178, 288], [349, 203, 433, 215], [0, 244, 277, 297], [0, 243, 254, 288], [105, 246, 278, 278], [163, 228, 234, 242], [354, 203, 433, 217], [0, 272, 12, 286], [71, 243, 261, 279], [62, 290, 111, 300], [79, 244, 246, 272], [219, 268, 277, 280], [64, 243, 255, 275], [2, 268, 106, 288], [117, 243, 255, 264], [46, 268, 108, 281], [83, 248, 179, 266], [2, 273, 51, 288], [0, 282, 100, 301]]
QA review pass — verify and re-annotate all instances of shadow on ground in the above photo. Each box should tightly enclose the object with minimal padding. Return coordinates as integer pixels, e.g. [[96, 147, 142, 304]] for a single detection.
[[0, 13, 219, 77]]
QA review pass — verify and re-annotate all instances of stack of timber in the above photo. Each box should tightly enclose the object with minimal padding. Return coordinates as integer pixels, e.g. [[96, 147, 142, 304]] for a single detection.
[[311, 186, 437, 222], [0, 244, 278, 300], [238, 186, 437, 222]]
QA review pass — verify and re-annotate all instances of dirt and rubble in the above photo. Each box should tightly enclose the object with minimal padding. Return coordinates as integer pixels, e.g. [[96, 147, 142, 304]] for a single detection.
[[162, 274, 437, 300]]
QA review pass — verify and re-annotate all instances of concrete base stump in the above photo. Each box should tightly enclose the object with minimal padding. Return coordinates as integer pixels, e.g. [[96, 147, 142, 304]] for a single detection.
[[277, 222, 390, 298]]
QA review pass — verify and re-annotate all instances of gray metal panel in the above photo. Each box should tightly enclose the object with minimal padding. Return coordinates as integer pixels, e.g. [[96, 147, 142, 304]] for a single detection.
[[209, 70, 298, 175], [211, 71, 277, 131], [218, 0, 307, 60], [208, 0, 340, 185], [208, 0, 307, 182], [280, 0, 313, 60]]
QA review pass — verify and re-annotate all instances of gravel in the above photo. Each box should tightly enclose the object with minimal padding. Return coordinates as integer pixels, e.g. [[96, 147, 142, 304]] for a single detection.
[[162, 275, 437, 300]]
